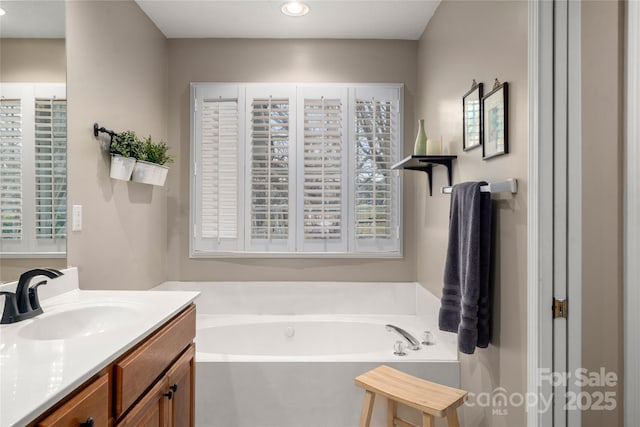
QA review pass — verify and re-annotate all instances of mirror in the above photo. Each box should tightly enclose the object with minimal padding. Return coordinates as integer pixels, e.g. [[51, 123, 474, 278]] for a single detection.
[[0, 1, 67, 281]]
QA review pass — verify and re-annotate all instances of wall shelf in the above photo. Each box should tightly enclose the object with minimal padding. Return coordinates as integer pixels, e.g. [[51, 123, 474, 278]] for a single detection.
[[392, 155, 457, 196]]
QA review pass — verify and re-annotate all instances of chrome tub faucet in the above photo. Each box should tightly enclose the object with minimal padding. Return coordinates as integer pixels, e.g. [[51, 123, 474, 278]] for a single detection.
[[385, 324, 421, 350]]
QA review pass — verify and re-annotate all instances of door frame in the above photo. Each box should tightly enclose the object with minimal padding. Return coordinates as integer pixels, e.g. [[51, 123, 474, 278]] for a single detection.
[[625, 0, 640, 424], [528, 1, 582, 426]]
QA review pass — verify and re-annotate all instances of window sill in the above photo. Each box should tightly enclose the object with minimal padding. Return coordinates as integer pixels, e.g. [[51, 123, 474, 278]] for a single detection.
[[189, 251, 403, 259], [0, 252, 66, 259]]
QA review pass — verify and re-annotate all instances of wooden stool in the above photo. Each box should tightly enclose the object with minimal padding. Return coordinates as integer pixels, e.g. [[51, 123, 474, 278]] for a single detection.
[[355, 365, 467, 427]]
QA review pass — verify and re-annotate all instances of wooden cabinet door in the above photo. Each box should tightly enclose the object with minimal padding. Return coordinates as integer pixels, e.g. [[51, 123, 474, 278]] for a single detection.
[[166, 345, 195, 427], [38, 373, 110, 427], [117, 377, 169, 427]]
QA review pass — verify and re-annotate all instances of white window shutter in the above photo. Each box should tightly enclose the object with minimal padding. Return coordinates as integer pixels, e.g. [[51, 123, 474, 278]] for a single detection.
[[34, 97, 67, 239], [351, 87, 401, 253], [189, 83, 401, 257], [0, 98, 23, 240], [297, 87, 348, 252], [246, 86, 296, 252], [201, 99, 238, 240]]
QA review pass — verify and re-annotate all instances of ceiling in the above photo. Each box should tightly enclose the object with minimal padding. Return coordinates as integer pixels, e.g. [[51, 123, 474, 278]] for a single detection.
[[0, 1, 65, 38], [0, 0, 440, 40], [135, 0, 440, 40]]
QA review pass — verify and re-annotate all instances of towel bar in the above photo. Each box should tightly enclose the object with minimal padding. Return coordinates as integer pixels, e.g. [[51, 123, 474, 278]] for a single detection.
[[441, 178, 517, 194]]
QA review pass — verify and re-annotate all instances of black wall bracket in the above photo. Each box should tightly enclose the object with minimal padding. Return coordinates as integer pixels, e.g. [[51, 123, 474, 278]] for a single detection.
[[391, 155, 457, 196]]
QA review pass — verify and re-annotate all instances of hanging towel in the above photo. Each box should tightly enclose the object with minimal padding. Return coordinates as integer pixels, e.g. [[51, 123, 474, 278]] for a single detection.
[[438, 181, 492, 354]]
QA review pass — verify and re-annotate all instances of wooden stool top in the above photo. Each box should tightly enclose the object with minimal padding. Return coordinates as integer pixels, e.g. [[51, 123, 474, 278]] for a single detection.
[[354, 365, 467, 418]]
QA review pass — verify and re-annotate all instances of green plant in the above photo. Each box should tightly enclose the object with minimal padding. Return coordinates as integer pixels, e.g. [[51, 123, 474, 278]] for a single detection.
[[110, 130, 142, 158], [140, 136, 174, 165]]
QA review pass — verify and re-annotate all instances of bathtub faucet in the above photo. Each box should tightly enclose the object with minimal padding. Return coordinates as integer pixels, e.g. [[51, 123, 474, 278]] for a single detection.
[[385, 324, 420, 350]]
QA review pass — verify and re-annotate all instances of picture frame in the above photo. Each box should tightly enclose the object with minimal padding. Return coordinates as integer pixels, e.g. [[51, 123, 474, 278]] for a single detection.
[[462, 82, 483, 151], [482, 81, 508, 160]]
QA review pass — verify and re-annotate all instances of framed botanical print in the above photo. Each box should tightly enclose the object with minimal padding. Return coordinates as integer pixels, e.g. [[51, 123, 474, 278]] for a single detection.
[[462, 82, 483, 151], [482, 80, 508, 160]]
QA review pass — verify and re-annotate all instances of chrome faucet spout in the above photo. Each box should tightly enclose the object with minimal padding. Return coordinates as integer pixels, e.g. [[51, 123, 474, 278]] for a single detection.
[[385, 324, 420, 350]]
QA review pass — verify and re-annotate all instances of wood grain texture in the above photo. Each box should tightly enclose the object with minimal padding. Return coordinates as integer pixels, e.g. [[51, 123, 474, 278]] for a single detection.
[[355, 365, 467, 418], [116, 376, 169, 427], [166, 345, 195, 427], [38, 373, 110, 427], [115, 305, 195, 417]]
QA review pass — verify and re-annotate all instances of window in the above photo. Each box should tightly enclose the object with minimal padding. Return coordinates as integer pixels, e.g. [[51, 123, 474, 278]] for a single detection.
[[0, 83, 66, 256], [191, 83, 402, 256]]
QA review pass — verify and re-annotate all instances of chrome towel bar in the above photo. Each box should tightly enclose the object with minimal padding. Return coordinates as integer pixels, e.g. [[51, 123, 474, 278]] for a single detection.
[[441, 178, 518, 194]]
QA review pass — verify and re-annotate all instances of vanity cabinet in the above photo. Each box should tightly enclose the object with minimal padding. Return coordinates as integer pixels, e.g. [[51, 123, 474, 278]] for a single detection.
[[32, 304, 196, 427], [118, 345, 195, 427], [37, 373, 110, 427]]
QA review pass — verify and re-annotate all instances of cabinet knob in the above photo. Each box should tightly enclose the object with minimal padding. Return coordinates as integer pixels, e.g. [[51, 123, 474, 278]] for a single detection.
[[169, 384, 178, 393], [80, 417, 94, 427]]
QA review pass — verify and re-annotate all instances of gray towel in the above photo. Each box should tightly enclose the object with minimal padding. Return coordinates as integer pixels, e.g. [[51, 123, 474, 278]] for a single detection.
[[438, 181, 492, 354]]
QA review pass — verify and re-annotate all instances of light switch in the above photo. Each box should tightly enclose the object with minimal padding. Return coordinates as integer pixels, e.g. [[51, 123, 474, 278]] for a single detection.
[[72, 205, 82, 231]]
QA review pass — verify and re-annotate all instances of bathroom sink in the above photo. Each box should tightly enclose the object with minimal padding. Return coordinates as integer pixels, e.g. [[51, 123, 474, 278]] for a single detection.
[[18, 304, 139, 341]]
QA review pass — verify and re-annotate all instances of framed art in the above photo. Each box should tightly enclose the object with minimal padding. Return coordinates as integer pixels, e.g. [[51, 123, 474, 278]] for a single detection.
[[462, 81, 483, 151], [482, 80, 508, 160]]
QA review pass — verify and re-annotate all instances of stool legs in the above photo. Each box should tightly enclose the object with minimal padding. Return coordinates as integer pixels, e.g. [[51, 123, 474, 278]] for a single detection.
[[386, 399, 397, 427], [422, 413, 435, 427], [359, 390, 376, 427], [446, 409, 460, 427]]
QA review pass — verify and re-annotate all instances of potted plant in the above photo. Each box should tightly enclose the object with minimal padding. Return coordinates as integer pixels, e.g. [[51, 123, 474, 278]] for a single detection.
[[131, 136, 174, 186], [109, 130, 141, 181]]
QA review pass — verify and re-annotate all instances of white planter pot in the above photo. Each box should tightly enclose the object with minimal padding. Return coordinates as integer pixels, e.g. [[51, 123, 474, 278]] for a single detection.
[[109, 154, 136, 181], [132, 160, 169, 186]]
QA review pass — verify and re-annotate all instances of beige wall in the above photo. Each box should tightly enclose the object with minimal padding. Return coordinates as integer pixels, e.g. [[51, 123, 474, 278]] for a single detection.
[[416, 1, 528, 426], [0, 38, 67, 280], [66, 0, 169, 290], [0, 38, 66, 82], [0, 259, 67, 283], [581, 1, 625, 425], [166, 39, 418, 281]]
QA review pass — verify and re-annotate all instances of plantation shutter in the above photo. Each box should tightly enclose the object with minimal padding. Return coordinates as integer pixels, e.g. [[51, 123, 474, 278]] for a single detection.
[[190, 83, 402, 256], [201, 99, 239, 240], [34, 98, 67, 239], [246, 87, 296, 252], [351, 87, 401, 253], [0, 98, 23, 240], [297, 87, 348, 252]]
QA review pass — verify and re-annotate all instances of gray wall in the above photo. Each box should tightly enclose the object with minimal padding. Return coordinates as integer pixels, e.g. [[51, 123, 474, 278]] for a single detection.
[[416, 1, 528, 425], [581, 1, 625, 425], [166, 38, 419, 281], [66, 0, 169, 290]]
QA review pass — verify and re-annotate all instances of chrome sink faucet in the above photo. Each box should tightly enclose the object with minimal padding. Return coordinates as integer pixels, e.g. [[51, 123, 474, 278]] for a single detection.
[[385, 324, 421, 350], [0, 268, 63, 324]]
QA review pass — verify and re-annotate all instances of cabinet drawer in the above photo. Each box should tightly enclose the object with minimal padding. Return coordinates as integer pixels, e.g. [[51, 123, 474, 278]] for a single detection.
[[38, 373, 109, 427], [115, 305, 195, 418]]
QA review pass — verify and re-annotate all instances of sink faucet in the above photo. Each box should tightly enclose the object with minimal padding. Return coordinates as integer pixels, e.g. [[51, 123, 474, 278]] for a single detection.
[[0, 268, 63, 324], [385, 324, 421, 350]]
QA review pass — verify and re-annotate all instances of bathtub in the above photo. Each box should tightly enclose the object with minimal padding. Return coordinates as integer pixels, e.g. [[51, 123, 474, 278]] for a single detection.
[[153, 282, 459, 427]]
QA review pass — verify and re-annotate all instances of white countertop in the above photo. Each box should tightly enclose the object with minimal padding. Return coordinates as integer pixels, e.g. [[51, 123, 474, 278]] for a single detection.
[[0, 268, 199, 426]]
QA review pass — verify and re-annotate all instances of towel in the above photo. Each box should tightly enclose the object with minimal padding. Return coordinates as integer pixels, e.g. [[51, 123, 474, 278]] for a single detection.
[[438, 181, 492, 354]]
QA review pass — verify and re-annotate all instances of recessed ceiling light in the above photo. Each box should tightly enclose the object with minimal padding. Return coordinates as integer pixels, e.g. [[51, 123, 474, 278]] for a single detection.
[[281, 2, 310, 17], [0, 8, 6, 16]]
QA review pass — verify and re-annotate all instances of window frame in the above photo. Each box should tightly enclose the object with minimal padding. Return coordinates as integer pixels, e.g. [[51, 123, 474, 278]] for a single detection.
[[190, 82, 403, 258], [0, 82, 66, 258]]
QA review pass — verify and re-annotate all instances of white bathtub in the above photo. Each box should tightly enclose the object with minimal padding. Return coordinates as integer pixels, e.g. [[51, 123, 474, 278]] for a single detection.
[[153, 282, 459, 427]]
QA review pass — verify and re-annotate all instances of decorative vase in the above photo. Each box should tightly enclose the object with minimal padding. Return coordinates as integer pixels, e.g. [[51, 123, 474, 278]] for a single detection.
[[427, 138, 442, 155], [109, 154, 136, 181], [413, 119, 427, 155]]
